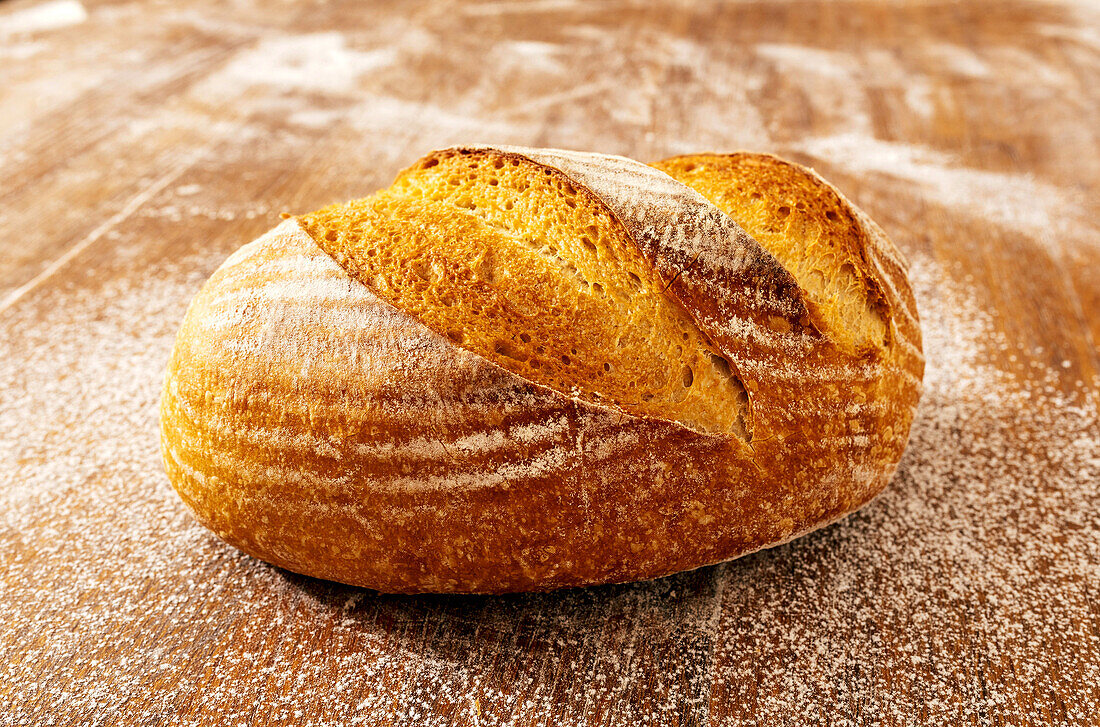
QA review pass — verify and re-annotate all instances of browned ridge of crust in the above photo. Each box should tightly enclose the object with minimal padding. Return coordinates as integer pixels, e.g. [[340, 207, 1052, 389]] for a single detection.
[[160, 146, 924, 593]]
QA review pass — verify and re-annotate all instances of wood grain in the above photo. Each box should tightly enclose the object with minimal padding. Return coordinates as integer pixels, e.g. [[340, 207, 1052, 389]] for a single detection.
[[1, 0, 1098, 725]]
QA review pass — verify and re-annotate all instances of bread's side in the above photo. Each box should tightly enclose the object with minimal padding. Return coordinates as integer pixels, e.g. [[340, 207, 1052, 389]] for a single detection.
[[160, 147, 924, 593]]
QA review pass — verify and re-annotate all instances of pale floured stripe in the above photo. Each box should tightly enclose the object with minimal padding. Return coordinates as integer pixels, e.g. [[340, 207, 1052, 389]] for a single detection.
[[784, 397, 879, 417], [859, 245, 920, 327], [582, 426, 644, 461], [897, 367, 924, 386], [202, 274, 376, 317], [363, 420, 665, 493], [184, 435, 573, 495], [865, 232, 909, 273], [219, 238, 271, 271], [170, 358, 575, 463], [181, 386, 573, 463], [710, 314, 818, 351], [843, 203, 920, 328], [853, 461, 890, 488], [845, 400, 887, 415], [848, 433, 872, 449], [737, 359, 881, 383], [306, 304, 390, 332], [218, 221, 314, 269], [214, 420, 346, 461], [363, 444, 568, 493], [359, 414, 572, 459], [224, 237, 333, 270], [894, 331, 924, 357], [880, 271, 921, 327], [165, 441, 209, 488], [168, 424, 352, 495], [212, 253, 347, 288], [790, 432, 875, 453], [887, 275, 921, 324], [184, 406, 572, 464], [199, 287, 380, 334]]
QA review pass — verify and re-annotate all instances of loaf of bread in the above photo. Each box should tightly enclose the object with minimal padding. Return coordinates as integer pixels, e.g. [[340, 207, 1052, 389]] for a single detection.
[[160, 146, 924, 593]]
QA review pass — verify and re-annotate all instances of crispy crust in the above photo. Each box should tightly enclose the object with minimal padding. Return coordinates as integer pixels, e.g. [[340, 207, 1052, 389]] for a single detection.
[[159, 147, 924, 593]]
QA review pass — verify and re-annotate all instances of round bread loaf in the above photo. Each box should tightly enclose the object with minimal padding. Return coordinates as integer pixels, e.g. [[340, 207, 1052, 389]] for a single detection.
[[159, 146, 923, 593]]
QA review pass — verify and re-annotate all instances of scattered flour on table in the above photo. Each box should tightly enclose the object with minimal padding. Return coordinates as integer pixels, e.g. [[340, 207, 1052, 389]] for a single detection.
[[923, 42, 993, 79], [458, 0, 587, 17], [212, 32, 398, 94], [2, 1, 1099, 722], [754, 44, 857, 81], [197, 32, 397, 95], [0, 0, 87, 36], [795, 134, 1096, 255], [494, 40, 567, 73]]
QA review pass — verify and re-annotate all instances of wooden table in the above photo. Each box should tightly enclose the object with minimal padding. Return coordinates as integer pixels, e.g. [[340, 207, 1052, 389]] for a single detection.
[[2, 0, 1098, 724]]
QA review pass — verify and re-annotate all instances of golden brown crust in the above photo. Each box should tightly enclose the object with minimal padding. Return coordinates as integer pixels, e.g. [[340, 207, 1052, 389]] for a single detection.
[[159, 147, 924, 593]]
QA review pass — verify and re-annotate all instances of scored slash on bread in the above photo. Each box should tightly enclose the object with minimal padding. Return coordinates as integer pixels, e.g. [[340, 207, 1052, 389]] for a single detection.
[[161, 146, 924, 593]]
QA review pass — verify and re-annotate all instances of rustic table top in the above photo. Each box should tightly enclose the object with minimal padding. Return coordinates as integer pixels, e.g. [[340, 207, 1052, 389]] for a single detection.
[[2, 0, 1099, 725]]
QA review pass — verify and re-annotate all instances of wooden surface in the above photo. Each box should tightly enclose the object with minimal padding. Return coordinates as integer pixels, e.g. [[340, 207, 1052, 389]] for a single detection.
[[2, 0, 1099, 724]]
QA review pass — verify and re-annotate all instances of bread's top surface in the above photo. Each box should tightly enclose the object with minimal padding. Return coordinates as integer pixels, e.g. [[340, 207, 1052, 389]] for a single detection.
[[296, 145, 923, 445], [299, 147, 752, 438]]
